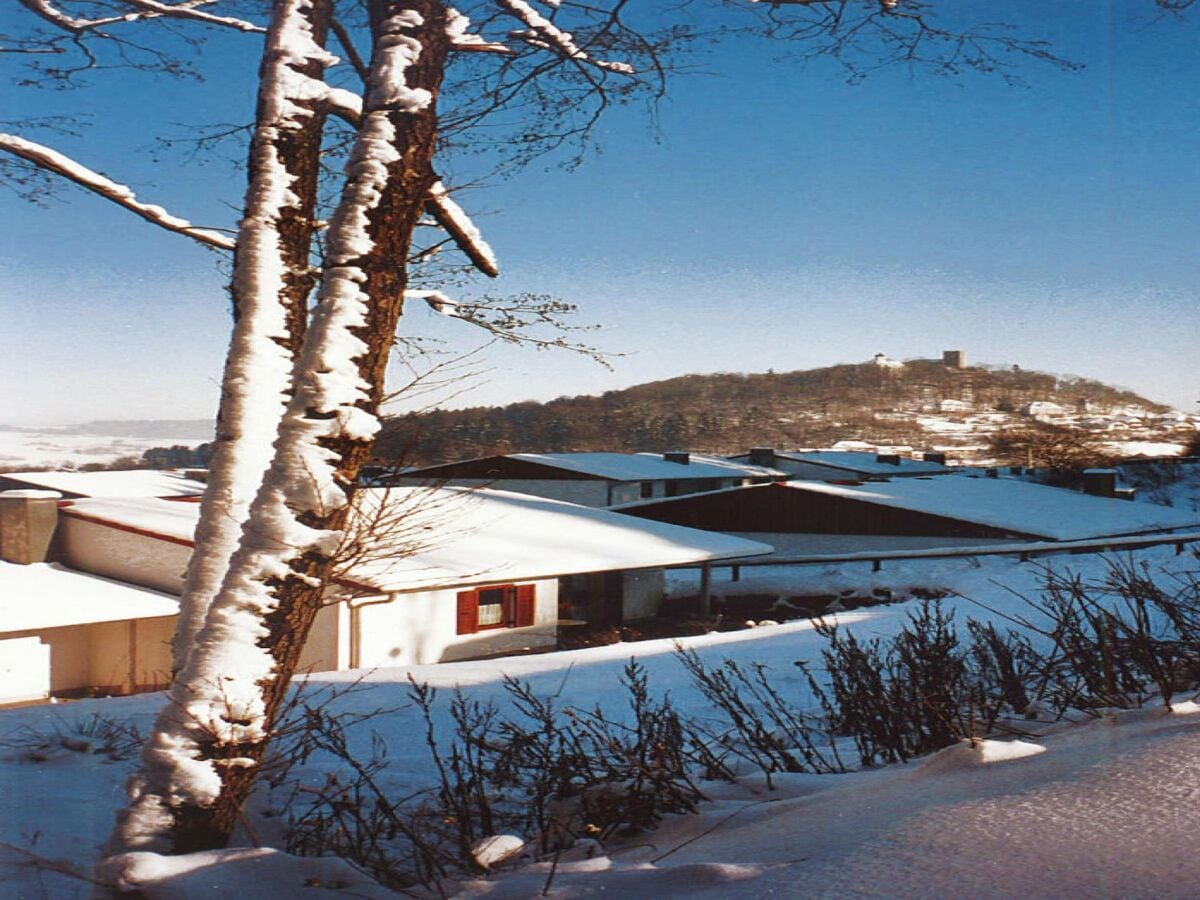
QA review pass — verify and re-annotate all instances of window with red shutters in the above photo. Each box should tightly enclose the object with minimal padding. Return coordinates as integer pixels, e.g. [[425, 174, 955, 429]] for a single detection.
[[456, 591, 479, 635], [456, 584, 537, 634], [515, 584, 535, 627]]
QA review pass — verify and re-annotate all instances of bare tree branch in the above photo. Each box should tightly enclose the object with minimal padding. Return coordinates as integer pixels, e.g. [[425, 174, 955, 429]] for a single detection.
[[0, 132, 235, 249], [16, 0, 264, 35]]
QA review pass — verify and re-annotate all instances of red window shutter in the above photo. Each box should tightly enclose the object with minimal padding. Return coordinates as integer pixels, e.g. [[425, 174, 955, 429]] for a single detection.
[[456, 591, 479, 635], [515, 584, 535, 627]]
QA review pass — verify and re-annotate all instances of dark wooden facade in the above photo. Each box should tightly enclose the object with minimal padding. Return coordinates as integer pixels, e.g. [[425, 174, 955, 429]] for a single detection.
[[619, 483, 1041, 541], [384, 455, 603, 481]]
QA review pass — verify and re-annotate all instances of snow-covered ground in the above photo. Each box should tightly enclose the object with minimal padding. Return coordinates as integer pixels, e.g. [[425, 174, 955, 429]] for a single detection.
[[3, 545, 1200, 897], [0, 427, 208, 470]]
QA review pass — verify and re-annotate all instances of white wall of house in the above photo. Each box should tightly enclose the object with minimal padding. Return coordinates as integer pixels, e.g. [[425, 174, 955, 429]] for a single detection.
[[0, 616, 174, 704], [0, 637, 51, 704], [297, 601, 350, 674], [60, 516, 190, 595], [353, 578, 559, 667], [621, 569, 665, 620], [87, 617, 174, 690]]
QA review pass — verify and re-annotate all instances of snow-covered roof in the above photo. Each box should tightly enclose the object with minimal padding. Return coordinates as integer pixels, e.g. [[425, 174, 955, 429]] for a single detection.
[[506, 452, 786, 481], [772, 451, 951, 476], [61, 496, 199, 540], [0, 561, 178, 632], [63, 488, 774, 594], [781, 477, 1200, 541], [0, 469, 205, 498]]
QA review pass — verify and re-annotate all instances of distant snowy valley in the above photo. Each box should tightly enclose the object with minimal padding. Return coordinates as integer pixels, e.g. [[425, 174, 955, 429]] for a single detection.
[[0, 423, 210, 470]]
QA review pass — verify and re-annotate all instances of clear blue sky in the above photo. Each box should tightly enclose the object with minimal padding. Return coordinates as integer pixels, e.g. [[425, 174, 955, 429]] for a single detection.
[[1, 1, 1197, 425]]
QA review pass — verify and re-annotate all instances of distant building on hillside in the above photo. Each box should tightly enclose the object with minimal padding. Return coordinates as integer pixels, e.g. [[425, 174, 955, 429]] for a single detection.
[[1023, 401, 1066, 420], [374, 452, 787, 507], [943, 349, 966, 369]]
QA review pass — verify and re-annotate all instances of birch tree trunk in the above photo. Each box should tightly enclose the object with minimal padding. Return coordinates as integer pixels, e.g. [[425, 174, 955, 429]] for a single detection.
[[113, 0, 450, 855]]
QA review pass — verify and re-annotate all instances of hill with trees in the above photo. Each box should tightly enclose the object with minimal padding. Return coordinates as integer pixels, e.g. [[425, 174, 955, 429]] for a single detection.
[[374, 356, 1190, 466]]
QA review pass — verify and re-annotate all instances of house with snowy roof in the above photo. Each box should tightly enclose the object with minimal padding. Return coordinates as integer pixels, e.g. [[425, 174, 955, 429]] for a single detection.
[[614, 474, 1200, 557], [375, 451, 787, 506], [0, 487, 769, 704], [728, 448, 953, 480]]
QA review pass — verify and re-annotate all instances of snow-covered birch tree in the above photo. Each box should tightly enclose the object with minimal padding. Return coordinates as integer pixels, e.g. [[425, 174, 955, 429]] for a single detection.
[[1, 0, 1110, 861]]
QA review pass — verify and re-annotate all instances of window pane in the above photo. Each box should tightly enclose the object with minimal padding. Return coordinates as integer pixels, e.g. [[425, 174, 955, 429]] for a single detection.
[[478, 587, 506, 627]]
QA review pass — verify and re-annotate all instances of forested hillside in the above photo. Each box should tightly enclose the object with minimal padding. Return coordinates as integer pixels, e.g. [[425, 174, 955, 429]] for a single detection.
[[374, 358, 1180, 466]]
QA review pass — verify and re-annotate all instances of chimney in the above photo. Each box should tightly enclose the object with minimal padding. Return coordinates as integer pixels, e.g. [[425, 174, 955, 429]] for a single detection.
[[0, 490, 61, 565], [875, 453, 901, 466], [663, 452, 690, 465], [942, 349, 965, 369], [748, 448, 775, 468], [1082, 468, 1118, 499], [922, 452, 947, 465]]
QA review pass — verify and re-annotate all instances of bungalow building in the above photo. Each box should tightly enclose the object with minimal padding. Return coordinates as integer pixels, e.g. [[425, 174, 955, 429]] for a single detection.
[[615, 474, 1200, 557], [728, 449, 953, 481], [375, 451, 787, 506], [0, 468, 206, 499], [0, 486, 770, 704]]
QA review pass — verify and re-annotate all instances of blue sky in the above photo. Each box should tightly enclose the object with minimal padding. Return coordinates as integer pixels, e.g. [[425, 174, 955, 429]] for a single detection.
[[1, 1, 1197, 424]]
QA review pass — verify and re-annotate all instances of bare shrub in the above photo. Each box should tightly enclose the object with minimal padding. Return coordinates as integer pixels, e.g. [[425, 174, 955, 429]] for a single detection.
[[280, 660, 709, 889], [1028, 559, 1200, 713], [965, 620, 1039, 718], [2, 712, 142, 762], [281, 703, 451, 890], [484, 661, 708, 849], [676, 647, 843, 784]]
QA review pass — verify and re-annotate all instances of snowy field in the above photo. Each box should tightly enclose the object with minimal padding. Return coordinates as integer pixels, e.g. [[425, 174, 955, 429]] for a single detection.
[[0, 427, 208, 470], [3, 545, 1200, 897]]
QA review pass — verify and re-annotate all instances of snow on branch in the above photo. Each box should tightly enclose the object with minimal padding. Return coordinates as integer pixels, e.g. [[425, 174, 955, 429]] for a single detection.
[[446, 8, 511, 54], [406, 288, 461, 316], [425, 180, 499, 277], [116, 0, 264, 31], [17, 0, 264, 34], [322, 86, 365, 124], [497, 0, 634, 74], [276, 71, 364, 125], [0, 133, 235, 250]]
